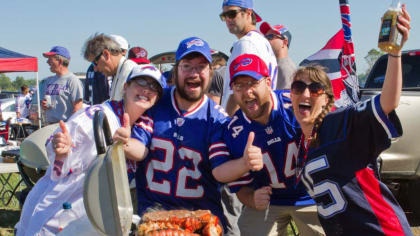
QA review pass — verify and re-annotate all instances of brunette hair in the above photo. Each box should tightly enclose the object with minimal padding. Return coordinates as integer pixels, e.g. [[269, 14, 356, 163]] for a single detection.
[[292, 65, 335, 148]]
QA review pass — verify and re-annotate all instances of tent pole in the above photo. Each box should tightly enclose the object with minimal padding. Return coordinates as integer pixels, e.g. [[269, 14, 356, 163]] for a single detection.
[[36, 72, 42, 128]]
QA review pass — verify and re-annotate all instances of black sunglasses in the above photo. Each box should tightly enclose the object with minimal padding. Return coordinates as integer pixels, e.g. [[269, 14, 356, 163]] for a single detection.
[[291, 81, 325, 97], [265, 34, 285, 41], [219, 9, 244, 21], [92, 51, 103, 66]]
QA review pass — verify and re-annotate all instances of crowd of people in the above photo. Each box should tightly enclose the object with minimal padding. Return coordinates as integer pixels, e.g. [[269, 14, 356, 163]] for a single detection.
[[13, 0, 413, 235]]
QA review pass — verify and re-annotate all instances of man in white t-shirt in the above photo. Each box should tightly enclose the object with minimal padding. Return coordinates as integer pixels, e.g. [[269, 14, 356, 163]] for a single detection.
[[220, 0, 277, 116]]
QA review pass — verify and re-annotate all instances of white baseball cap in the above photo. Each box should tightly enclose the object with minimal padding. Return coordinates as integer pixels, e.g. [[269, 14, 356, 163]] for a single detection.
[[110, 34, 129, 51], [127, 65, 167, 90]]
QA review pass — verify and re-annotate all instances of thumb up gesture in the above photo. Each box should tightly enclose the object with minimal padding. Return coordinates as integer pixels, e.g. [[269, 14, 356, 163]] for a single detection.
[[113, 113, 131, 145], [243, 132, 263, 171]]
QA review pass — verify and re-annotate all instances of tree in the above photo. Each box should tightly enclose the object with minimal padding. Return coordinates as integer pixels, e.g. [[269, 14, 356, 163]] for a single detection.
[[0, 73, 13, 90], [364, 49, 385, 72]]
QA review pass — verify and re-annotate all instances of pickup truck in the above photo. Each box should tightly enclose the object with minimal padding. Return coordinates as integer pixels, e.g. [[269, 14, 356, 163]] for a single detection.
[[360, 49, 420, 218]]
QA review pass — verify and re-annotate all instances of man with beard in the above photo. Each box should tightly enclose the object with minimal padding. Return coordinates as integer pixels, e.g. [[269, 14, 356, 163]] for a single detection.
[[120, 37, 263, 232], [219, 0, 277, 116], [225, 54, 324, 236]]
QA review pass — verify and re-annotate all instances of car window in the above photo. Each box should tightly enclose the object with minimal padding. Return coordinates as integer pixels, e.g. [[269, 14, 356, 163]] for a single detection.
[[3, 102, 15, 112], [365, 54, 420, 88]]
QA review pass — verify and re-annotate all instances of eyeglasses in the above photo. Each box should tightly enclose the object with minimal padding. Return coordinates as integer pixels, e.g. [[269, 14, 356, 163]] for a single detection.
[[92, 51, 103, 66], [219, 9, 244, 21], [291, 81, 325, 97], [232, 78, 266, 92], [265, 34, 285, 41], [133, 78, 159, 92], [179, 63, 209, 74]]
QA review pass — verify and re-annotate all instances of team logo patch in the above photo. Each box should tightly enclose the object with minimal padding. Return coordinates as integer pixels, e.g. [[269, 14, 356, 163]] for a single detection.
[[176, 117, 185, 127], [233, 58, 252, 71], [186, 39, 204, 48], [136, 49, 147, 58], [265, 126, 273, 135], [85, 105, 104, 119]]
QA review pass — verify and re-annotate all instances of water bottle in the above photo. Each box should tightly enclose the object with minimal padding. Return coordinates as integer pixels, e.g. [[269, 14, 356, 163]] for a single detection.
[[58, 202, 78, 232], [378, 0, 402, 54]]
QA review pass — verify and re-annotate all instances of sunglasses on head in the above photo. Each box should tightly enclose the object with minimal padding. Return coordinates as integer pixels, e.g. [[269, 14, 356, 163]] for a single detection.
[[219, 9, 244, 21], [291, 80, 325, 97], [92, 51, 103, 66]]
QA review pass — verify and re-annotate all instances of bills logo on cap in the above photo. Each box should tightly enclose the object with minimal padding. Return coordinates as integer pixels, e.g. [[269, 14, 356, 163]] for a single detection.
[[136, 49, 147, 58], [186, 39, 204, 48], [233, 58, 252, 71], [142, 66, 158, 71]]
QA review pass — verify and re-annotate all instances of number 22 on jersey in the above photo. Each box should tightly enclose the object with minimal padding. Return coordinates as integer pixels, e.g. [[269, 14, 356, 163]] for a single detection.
[[146, 137, 204, 198]]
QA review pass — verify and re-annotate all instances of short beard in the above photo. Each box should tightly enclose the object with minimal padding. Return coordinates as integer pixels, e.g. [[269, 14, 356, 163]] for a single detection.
[[175, 77, 209, 102]]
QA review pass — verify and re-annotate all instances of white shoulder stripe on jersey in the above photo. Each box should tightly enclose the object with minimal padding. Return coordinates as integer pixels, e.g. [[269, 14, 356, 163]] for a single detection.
[[209, 143, 227, 151], [228, 178, 253, 187], [140, 115, 154, 124], [138, 122, 153, 133], [209, 151, 230, 160], [371, 95, 395, 139]]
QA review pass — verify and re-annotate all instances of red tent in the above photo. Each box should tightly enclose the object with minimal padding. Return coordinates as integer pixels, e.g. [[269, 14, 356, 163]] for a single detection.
[[0, 47, 41, 127], [0, 47, 38, 72]]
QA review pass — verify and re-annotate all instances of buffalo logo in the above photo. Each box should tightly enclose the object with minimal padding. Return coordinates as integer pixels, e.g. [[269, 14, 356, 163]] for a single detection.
[[136, 49, 147, 58], [265, 126, 273, 135], [85, 105, 104, 119], [186, 39, 204, 48], [142, 66, 158, 71], [233, 58, 252, 71], [176, 117, 185, 127]]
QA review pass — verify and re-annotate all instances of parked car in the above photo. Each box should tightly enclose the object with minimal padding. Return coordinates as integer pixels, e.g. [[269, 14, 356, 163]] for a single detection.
[[0, 98, 17, 121], [360, 49, 420, 217]]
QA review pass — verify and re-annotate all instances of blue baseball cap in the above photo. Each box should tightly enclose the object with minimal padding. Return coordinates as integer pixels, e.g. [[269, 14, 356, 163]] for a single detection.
[[43, 46, 71, 60], [175, 37, 212, 63], [222, 0, 262, 22]]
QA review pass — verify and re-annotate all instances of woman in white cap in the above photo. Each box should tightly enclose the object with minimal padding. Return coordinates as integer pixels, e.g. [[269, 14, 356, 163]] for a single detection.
[[15, 65, 165, 236]]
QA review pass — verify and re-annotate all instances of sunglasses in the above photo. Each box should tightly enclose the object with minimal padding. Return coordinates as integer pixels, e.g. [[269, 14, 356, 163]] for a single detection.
[[291, 81, 325, 97], [265, 34, 285, 41], [219, 9, 244, 21], [92, 51, 103, 66], [133, 78, 160, 92]]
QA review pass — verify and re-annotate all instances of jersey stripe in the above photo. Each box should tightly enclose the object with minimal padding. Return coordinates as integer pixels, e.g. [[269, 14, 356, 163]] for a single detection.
[[209, 151, 230, 160], [209, 143, 227, 151], [355, 168, 405, 235], [136, 121, 153, 133], [371, 95, 399, 139], [228, 178, 253, 187], [171, 87, 208, 117]]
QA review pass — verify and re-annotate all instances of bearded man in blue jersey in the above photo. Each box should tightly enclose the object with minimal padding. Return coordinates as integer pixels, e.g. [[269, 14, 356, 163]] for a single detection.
[[224, 54, 324, 236]]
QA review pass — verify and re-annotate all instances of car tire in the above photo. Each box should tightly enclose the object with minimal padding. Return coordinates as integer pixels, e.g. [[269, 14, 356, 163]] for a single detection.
[[408, 180, 420, 219]]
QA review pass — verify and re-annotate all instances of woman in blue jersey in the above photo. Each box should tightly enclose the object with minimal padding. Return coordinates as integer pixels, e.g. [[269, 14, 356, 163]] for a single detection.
[[16, 66, 165, 236], [291, 6, 412, 235]]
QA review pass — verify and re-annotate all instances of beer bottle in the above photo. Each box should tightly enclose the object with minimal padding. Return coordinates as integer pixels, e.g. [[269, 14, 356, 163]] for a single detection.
[[378, 0, 402, 54]]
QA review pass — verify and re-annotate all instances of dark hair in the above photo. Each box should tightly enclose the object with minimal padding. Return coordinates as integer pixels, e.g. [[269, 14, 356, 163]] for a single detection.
[[21, 85, 29, 92], [292, 65, 335, 148]]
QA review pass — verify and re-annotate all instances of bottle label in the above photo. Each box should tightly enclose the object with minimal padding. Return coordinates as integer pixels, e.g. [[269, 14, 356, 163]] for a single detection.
[[379, 19, 392, 42]]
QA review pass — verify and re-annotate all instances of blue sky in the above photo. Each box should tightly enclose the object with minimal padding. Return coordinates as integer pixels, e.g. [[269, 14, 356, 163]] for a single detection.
[[2, 0, 419, 80]]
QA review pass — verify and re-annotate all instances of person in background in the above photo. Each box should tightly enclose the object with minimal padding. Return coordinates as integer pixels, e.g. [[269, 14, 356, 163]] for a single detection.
[[16, 85, 31, 119], [208, 52, 228, 104], [294, 6, 412, 235], [220, 0, 277, 116], [40, 46, 84, 124], [128, 46, 151, 65], [260, 22, 296, 89], [225, 54, 324, 236], [82, 33, 137, 101]]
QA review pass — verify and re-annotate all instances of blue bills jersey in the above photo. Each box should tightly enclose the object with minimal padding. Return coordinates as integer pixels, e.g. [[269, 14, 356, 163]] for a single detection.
[[300, 95, 412, 235], [133, 87, 231, 227], [225, 90, 314, 206]]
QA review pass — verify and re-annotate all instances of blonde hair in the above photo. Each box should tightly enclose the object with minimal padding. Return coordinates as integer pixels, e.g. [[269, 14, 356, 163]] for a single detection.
[[292, 65, 335, 148]]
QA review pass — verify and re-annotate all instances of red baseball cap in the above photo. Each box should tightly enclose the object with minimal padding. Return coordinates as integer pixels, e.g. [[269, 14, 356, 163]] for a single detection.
[[229, 54, 269, 86], [128, 47, 150, 64]]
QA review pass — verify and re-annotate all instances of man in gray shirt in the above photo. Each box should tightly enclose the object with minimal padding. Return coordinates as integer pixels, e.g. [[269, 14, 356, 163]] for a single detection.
[[260, 22, 296, 89], [41, 46, 84, 124]]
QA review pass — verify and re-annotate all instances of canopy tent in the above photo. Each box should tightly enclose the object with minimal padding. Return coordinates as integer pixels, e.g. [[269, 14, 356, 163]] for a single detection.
[[0, 46, 41, 127]]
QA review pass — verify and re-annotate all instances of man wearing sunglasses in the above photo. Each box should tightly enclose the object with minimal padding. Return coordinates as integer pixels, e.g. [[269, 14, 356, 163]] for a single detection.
[[220, 0, 278, 117], [260, 22, 296, 90], [82, 33, 137, 101], [224, 54, 324, 236], [40, 46, 84, 124]]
